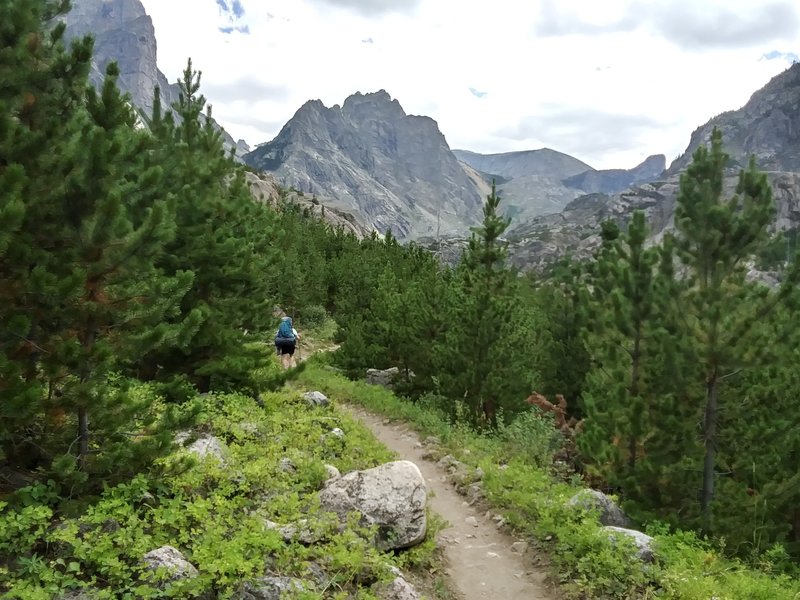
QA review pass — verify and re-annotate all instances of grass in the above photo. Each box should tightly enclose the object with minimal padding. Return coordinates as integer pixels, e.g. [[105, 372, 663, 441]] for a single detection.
[[297, 358, 800, 600]]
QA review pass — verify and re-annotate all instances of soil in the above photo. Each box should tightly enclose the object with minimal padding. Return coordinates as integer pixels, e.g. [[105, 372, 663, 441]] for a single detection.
[[342, 404, 558, 600]]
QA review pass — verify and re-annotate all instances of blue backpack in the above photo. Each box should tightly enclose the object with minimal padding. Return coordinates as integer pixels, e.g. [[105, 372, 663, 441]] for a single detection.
[[277, 319, 294, 339]]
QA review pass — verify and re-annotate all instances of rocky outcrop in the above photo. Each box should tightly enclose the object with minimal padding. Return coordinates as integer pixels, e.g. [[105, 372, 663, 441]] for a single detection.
[[244, 91, 484, 240], [667, 63, 800, 175], [245, 172, 371, 239], [319, 460, 427, 550], [505, 171, 800, 273], [302, 391, 331, 408]]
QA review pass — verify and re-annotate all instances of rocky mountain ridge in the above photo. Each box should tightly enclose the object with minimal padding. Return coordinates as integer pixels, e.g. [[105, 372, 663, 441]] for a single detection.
[[63, 0, 249, 158], [244, 91, 485, 240]]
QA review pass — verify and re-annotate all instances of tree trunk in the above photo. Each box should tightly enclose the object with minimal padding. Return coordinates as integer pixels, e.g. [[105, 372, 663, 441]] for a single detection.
[[701, 372, 719, 530], [628, 329, 642, 471], [78, 407, 89, 470]]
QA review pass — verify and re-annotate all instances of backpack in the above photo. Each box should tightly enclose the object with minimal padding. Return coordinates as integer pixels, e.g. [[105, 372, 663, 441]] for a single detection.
[[277, 319, 294, 339]]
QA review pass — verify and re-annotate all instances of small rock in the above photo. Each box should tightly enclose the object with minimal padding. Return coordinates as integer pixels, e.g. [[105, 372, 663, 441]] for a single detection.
[[303, 391, 330, 408], [279, 457, 296, 473], [511, 541, 528, 554], [498, 464, 509, 471], [474, 466, 484, 480], [142, 545, 198, 582], [324, 464, 341, 480], [422, 436, 441, 446], [186, 436, 228, 465], [375, 573, 421, 600], [328, 427, 345, 439], [465, 516, 479, 527], [234, 576, 307, 599], [487, 552, 499, 558]]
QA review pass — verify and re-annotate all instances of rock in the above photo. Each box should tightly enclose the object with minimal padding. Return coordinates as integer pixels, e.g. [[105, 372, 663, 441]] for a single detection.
[[366, 367, 401, 388], [375, 573, 422, 600], [422, 436, 441, 446], [58, 591, 99, 600], [324, 464, 341, 480], [466, 482, 485, 505], [319, 460, 427, 550], [238, 422, 260, 436], [185, 435, 228, 465], [142, 545, 198, 582], [234, 576, 308, 599], [303, 391, 330, 408], [603, 526, 655, 562], [329, 427, 345, 438], [278, 457, 296, 473], [465, 516, 478, 527], [243, 91, 485, 241], [568, 489, 631, 527], [511, 541, 528, 554]]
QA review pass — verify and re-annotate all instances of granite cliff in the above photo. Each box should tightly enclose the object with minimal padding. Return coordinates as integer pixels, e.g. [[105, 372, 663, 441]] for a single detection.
[[244, 91, 485, 240]]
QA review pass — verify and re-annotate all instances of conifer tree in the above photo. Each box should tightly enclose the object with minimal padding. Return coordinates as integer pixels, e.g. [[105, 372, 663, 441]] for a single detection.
[[136, 61, 277, 395], [672, 128, 800, 529], [439, 183, 535, 425]]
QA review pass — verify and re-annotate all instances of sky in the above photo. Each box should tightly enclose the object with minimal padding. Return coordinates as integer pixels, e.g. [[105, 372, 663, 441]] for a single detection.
[[139, 0, 800, 170]]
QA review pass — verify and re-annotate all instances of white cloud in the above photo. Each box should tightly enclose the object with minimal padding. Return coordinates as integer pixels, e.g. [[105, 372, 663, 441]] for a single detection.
[[140, 0, 800, 169]]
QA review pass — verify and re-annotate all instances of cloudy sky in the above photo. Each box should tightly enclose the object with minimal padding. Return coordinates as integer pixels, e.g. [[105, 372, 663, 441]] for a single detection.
[[139, 0, 799, 170]]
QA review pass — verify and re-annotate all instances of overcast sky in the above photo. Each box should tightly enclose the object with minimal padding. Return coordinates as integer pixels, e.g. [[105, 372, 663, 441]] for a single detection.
[[139, 0, 799, 170]]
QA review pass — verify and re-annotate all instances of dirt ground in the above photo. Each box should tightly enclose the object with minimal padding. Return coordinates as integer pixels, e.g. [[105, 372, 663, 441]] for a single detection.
[[342, 404, 558, 600]]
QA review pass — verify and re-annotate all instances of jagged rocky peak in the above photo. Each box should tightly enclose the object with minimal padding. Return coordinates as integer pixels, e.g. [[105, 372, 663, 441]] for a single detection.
[[562, 154, 667, 195], [667, 62, 800, 175], [244, 91, 484, 240], [342, 89, 406, 122]]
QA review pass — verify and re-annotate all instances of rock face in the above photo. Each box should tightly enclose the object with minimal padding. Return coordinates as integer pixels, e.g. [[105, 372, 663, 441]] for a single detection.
[[244, 91, 485, 240], [667, 63, 800, 175], [505, 171, 800, 272], [319, 460, 427, 550], [453, 148, 593, 220], [563, 154, 666, 195], [245, 172, 371, 238], [63, 0, 245, 157]]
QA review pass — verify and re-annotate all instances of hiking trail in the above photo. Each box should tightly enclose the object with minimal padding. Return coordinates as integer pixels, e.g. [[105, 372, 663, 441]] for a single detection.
[[340, 404, 558, 600]]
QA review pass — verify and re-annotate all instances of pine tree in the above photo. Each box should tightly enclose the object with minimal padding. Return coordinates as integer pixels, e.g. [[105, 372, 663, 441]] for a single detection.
[[439, 183, 534, 425], [672, 128, 800, 529], [136, 61, 277, 395]]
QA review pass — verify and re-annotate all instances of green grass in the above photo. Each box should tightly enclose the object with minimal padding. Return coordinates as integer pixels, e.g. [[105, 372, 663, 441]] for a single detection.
[[297, 360, 800, 600], [0, 379, 443, 599]]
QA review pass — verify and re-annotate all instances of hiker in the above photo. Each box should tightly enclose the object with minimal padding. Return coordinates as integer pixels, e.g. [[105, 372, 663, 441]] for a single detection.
[[274, 316, 300, 369]]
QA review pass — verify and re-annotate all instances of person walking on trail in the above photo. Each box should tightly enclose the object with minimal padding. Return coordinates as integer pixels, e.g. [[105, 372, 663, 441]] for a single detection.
[[274, 316, 300, 369]]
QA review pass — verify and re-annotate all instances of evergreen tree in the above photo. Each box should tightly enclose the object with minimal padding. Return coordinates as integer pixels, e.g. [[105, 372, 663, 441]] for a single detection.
[[438, 183, 535, 425], [136, 61, 277, 395], [672, 128, 800, 530]]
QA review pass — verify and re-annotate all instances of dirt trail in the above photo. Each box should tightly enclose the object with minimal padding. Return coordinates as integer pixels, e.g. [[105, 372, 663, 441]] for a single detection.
[[342, 404, 556, 600]]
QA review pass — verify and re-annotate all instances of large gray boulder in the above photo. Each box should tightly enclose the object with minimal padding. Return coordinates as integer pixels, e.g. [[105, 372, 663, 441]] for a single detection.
[[142, 545, 199, 581], [568, 489, 631, 527], [319, 460, 427, 550], [603, 526, 655, 562], [303, 391, 330, 408]]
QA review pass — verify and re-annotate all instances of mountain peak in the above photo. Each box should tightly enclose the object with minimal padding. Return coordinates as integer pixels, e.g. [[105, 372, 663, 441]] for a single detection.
[[342, 89, 406, 121]]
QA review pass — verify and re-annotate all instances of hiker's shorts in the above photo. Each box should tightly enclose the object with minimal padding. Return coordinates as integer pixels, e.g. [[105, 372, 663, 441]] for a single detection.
[[275, 338, 296, 356]]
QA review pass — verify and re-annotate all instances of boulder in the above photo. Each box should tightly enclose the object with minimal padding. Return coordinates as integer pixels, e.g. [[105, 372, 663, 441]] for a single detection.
[[568, 489, 630, 527], [365, 367, 414, 389], [303, 391, 330, 408], [376, 573, 421, 600], [324, 464, 341, 480], [603, 526, 655, 562], [319, 460, 427, 550], [142, 545, 198, 582], [234, 576, 308, 599], [176, 433, 228, 466]]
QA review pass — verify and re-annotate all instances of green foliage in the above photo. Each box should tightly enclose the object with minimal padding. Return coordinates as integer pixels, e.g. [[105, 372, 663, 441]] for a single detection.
[[306, 363, 800, 599]]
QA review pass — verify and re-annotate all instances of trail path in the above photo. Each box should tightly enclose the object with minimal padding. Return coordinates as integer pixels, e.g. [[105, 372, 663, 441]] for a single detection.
[[341, 404, 557, 600]]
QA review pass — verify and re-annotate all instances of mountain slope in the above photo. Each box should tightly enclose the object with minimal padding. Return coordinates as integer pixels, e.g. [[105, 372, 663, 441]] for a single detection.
[[244, 91, 484, 240], [666, 63, 800, 175], [63, 0, 249, 157]]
